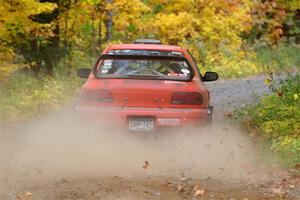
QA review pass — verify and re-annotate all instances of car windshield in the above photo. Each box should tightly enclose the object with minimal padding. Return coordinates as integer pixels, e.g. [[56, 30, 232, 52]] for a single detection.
[[95, 58, 192, 81]]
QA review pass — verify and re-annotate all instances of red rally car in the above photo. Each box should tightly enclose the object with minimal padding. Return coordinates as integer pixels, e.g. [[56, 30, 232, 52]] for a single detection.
[[77, 39, 218, 131]]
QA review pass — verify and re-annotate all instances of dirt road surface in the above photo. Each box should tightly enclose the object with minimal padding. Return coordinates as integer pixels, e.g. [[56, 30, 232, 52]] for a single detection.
[[1, 76, 299, 200]]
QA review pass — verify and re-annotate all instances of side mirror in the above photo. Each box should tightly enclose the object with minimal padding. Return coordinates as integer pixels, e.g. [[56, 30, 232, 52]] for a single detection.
[[202, 72, 218, 82], [77, 68, 91, 78]]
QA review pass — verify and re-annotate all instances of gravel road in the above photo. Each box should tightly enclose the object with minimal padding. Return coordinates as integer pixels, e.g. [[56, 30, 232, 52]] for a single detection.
[[206, 75, 270, 117], [1, 76, 299, 200]]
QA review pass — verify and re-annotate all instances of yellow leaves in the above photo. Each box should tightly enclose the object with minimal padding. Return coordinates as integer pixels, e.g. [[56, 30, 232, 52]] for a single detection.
[[0, 48, 25, 81], [112, 0, 150, 39], [83, 0, 105, 6], [138, 0, 255, 73], [277, 0, 300, 11], [264, 78, 272, 86], [1, 0, 56, 24], [151, 12, 196, 43], [0, 62, 19, 81], [0, 0, 57, 79], [249, 0, 294, 45], [21, 0, 57, 15], [293, 94, 299, 101], [162, 0, 195, 13]]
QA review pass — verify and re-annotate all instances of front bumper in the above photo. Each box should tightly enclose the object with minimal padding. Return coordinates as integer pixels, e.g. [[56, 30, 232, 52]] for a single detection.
[[76, 106, 212, 128]]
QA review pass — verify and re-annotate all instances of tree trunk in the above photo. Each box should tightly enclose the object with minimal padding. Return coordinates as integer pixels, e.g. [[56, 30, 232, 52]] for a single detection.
[[91, 12, 97, 55], [105, 0, 113, 41], [98, 14, 102, 51], [30, 38, 41, 76]]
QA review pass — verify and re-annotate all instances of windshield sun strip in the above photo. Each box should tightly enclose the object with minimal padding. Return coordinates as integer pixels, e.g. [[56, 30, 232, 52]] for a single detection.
[[95, 75, 190, 81], [107, 50, 184, 57]]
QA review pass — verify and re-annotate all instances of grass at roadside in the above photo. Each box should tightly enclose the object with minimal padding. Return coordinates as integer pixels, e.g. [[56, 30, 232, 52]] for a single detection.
[[0, 68, 83, 127], [234, 74, 300, 167], [254, 43, 300, 72], [0, 51, 96, 126], [208, 43, 300, 78]]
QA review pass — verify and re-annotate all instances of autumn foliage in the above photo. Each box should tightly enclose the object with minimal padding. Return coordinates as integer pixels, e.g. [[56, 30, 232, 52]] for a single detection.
[[0, 0, 299, 81]]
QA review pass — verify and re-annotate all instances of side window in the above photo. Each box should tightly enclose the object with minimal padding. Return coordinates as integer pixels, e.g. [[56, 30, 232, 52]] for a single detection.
[[186, 49, 202, 78]]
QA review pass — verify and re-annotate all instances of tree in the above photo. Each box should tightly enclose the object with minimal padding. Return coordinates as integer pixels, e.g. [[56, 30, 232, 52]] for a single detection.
[[139, 0, 255, 74], [246, 0, 300, 45], [0, 0, 56, 80], [105, 0, 113, 41]]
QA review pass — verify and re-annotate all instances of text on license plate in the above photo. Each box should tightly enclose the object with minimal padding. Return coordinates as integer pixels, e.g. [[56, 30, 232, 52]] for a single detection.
[[128, 118, 154, 131]]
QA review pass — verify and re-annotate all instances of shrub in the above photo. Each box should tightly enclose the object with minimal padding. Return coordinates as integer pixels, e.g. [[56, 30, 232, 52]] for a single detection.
[[236, 74, 300, 167], [0, 71, 82, 126]]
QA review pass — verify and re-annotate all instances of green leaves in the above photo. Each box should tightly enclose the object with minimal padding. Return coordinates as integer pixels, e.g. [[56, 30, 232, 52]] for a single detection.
[[237, 74, 300, 167], [0, 72, 80, 126], [271, 136, 300, 166]]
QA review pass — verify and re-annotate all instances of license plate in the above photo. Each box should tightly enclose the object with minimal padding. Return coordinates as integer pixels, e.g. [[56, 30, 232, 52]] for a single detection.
[[128, 118, 154, 131]]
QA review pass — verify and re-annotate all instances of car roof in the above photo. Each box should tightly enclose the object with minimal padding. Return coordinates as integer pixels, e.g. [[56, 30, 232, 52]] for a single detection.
[[106, 44, 183, 52]]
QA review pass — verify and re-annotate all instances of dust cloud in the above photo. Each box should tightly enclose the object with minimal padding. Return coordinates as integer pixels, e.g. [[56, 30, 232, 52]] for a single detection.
[[1, 106, 270, 190]]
